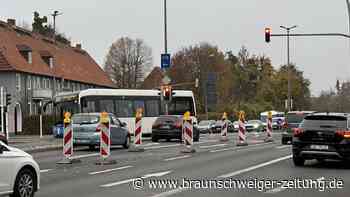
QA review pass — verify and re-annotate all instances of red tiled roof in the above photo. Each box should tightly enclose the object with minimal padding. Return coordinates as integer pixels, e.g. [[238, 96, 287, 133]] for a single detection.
[[141, 67, 164, 89], [0, 21, 115, 88]]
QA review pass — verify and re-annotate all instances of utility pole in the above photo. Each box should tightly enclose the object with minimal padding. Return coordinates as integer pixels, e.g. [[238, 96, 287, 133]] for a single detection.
[[280, 25, 297, 111], [51, 10, 62, 109], [162, 0, 169, 115]]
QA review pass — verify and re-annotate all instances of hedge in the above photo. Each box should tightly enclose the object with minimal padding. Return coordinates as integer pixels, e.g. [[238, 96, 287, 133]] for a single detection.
[[22, 115, 61, 135]]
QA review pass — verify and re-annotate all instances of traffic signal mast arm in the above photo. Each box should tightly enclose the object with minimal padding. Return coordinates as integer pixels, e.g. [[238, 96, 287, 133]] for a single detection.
[[270, 33, 350, 39]]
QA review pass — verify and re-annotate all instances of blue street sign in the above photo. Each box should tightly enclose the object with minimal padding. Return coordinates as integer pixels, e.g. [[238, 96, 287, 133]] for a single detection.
[[161, 53, 171, 69]]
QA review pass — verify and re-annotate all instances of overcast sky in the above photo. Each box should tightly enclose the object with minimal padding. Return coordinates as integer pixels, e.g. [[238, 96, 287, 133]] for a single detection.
[[1, 0, 350, 96]]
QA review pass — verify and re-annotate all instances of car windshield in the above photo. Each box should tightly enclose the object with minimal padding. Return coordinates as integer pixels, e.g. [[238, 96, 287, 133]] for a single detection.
[[301, 115, 347, 130], [199, 121, 211, 126], [287, 113, 306, 123], [72, 114, 100, 124]]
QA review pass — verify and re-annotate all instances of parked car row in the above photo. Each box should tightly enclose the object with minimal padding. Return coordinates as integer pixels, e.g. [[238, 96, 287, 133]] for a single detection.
[[197, 119, 265, 133]]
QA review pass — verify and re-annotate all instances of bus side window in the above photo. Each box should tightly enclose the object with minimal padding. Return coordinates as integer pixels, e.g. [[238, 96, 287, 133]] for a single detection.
[[100, 100, 115, 114], [115, 99, 133, 117], [145, 100, 160, 117]]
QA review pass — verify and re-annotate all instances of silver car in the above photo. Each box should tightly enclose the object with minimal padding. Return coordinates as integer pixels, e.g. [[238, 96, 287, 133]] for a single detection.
[[72, 113, 130, 150]]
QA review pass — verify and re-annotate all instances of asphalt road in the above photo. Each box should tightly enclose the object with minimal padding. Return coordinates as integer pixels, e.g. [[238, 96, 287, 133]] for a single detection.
[[30, 132, 349, 197]]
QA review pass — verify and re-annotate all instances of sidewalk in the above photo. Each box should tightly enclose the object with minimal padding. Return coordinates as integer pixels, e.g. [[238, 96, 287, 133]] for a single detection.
[[8, 135, 62, 153]]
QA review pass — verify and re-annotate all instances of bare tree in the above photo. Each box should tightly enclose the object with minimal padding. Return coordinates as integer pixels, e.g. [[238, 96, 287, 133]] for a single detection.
[[104, 37, 153, 88]]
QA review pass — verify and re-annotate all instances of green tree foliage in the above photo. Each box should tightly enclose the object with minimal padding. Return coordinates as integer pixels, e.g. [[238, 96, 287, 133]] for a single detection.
[[31, 11, 70, 44]]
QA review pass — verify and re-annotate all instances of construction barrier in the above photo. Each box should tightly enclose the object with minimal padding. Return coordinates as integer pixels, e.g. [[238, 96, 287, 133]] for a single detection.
[[181, 111, 196, 153], [57, 112, 80, 164], [237, 111, 248, 146], [220, 112, 229, 142], [129, 108, 145, 152], [96, 112, 116, 165], [264, 111, 274, 142]]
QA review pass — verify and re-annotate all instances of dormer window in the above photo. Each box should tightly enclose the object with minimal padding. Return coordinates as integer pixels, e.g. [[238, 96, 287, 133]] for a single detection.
[[39, 51, 53, 68], [16, 44, 32, 64]]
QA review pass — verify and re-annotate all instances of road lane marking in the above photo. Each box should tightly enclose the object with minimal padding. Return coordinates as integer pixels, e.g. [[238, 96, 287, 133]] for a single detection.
[[218, 155, 292, 178], [101, 170, 172, 188], [89, 165, 133, 175], [200, 144, 227, 149], [209, 142, 274, 153], [164, 155, 191, 161], [101, 178, 135, 188], [276, 145, 291, 149], [40, 169, 53, 173], [144, 144, 181, 150], [142, 143, 160, 147], [71, 153, 99, 160]]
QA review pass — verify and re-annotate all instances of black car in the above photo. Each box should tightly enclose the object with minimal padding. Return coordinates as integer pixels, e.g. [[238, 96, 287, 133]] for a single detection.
[[292, 113, 350, 166], [282, 111, 315, 144], [0, 132, 7, 145], [152, 115, 200, 142]]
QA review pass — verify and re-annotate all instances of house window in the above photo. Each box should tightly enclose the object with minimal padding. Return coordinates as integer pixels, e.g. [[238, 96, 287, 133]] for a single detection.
[[16, 45, 32, 64], [16, 73, 21, 91], [27, 75, 31, 90]]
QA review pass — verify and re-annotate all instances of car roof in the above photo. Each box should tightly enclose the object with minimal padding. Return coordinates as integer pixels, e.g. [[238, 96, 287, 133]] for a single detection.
[[307, 112, 349, 117]]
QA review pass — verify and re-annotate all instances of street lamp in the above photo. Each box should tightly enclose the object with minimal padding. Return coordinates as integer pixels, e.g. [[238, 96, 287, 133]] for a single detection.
[[280, 25, 297, 111]]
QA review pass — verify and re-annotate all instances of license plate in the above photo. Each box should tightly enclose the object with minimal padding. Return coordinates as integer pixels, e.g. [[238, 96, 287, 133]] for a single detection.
[[77, 139, 89, 143], [310, 145, 328, 150]]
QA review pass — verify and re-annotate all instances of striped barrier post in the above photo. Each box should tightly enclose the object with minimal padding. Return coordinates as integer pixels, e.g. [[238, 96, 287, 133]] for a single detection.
[[237, 111, 248, 146], [181, 111, 196, 153], [96, 112, 116, 165], [220, 112, 229, 142], [129, 108, 145, 152], [264, 111, 274, 142], [57, 112, 80, 164]]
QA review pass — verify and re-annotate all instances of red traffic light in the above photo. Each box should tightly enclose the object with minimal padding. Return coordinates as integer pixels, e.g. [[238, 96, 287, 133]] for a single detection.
[[265, 28, 271, 43]]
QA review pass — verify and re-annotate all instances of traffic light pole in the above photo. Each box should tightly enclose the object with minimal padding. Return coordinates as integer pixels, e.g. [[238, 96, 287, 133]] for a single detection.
[[0, 87, 4, 135]]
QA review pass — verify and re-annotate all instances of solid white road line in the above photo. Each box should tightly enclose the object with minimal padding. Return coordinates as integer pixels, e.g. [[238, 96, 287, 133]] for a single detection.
[[101, 170, 172, 188], [142, 143, 160, 147], [144, 144, 181, 150], [164, 155, 191, 161], [209, 142, 274, 153], [89, 165, 133, 175], [71, 153, 99, 160], [100, 178, 135, 188], [40, 169, 53, 173], [218, 155, 292, 178], [276, 145, 291, 149], [199, 144, 227, 149]]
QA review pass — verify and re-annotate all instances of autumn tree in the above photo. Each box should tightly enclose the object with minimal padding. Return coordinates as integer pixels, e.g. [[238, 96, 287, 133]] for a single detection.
[[104, 37, 153, 88]]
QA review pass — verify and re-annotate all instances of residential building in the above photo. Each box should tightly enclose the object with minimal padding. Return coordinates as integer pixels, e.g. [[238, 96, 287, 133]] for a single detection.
[[0, 18, 115, 135]]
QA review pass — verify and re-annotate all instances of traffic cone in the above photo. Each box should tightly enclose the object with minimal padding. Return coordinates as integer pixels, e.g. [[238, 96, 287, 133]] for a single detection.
[[264, 111, 274, 142], [129, 108, 145, 152], [220, 112, 229, 142], [181, 111, 196, 153], [237, 111, 248, 146], [96, 112, 117, 165]]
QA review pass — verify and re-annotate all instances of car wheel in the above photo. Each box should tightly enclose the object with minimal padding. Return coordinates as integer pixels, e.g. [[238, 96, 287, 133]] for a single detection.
[[293, 155, 305, 166], [281, 138, 287, 145], [88, 145, 95, 150], [12, 168, 36, 197], [123, 136, 130, 149], [151, 134, 158, 142]]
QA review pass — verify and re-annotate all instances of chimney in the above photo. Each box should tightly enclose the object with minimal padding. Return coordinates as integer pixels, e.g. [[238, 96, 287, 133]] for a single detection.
[[76, 43, 82, 50], [7, 19, 16, 26]]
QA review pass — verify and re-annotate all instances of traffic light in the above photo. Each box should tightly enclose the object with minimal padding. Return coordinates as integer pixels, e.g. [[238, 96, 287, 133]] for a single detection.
[[5, 94, 11, 106], [265, 27, 271, 43], [162, 85, 172, 102]]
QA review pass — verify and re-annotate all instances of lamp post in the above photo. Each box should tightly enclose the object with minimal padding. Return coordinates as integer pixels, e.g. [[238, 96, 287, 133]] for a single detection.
[[280, 25, 297, 111]]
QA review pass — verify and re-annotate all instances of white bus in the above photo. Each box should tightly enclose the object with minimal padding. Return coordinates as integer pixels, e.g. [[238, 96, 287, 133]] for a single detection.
[[53, 89, 197, 135]]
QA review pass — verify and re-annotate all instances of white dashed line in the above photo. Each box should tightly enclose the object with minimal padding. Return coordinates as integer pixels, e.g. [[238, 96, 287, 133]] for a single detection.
[[164, 155, 191, 161], [89, 165, 133, 175]]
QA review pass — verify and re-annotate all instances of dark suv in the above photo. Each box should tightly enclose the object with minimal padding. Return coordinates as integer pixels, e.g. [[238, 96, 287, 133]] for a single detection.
[[292, 113, 350, 166]]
